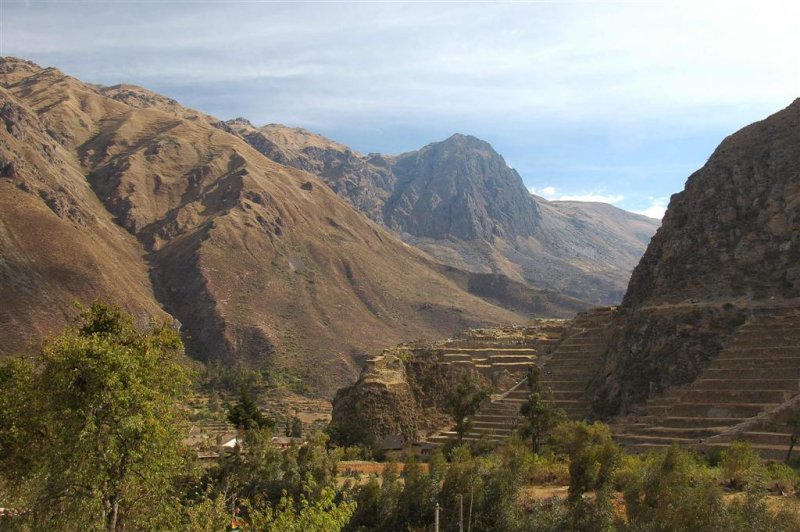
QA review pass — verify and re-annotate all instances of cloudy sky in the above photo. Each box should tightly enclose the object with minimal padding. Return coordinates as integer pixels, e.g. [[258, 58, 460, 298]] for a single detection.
[[4, 1, 800, 218]]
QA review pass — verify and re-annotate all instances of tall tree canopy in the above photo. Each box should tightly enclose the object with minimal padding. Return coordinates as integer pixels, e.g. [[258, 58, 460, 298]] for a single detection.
[[0, 302, 191, 531], [446, 371, 489, 445]]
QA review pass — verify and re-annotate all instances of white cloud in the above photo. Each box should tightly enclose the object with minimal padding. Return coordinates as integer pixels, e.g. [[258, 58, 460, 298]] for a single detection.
[[634, 197, 669, 220], [530, 186, 557, 198], [530, 186, 624, 205], [7, 1, 800, 129], [555, 193, 625, 204]]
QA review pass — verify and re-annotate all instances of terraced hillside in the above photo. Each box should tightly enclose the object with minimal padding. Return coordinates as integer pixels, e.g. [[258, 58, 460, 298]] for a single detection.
[[611, 303, 800, 460], [428, 308, 613, 446], [432, 323, 566, 384]]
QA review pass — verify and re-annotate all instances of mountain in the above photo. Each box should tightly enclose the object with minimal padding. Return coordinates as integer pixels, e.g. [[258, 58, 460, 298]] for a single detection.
[[591, 99, 800, 414], [228, 123, 661, 305], [0, 57, 584, 396]]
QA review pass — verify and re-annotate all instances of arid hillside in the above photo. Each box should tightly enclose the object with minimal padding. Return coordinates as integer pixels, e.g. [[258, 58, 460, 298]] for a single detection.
[[229, 122, 661, 305], [0, 57, 587, 395]]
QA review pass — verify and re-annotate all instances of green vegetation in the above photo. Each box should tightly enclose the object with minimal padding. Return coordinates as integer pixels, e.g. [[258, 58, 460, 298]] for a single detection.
[[0, 303, 353, 531], [200, 359, 264, 394], [0, 303, 190, 530], [445, 371, 489, 445], [3, 302, 800, 530], [519, 366, 565, 454], [227, 387, 275, 430]]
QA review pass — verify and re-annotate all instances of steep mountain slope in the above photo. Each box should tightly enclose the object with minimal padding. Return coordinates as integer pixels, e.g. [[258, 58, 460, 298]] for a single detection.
[[228, 122, 660, 305], [0, 57, 566, 395], [0, 64, 165, 355], [592, 99, 800, 415]]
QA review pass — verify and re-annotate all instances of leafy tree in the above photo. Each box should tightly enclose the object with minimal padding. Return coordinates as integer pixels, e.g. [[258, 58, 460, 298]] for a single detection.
[[624, 444, 729, 531], [286, 414, 303, 438], [227, 387, 273, 431], [439, 441, 529, 532], [519, 366, 564, 454], [551, 421, 620, 531], [446, 371, 489, 445], [246, 480, 356, 532], [216, 428, 342, 517], [0, 302, 191, 531], [390, 451, 445, 530]]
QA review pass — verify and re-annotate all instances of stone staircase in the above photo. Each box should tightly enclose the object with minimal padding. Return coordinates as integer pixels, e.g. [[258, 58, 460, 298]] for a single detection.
[[427, 308, 613, 447], [611, 305, 800, 460], [538, 307, 614, 420]]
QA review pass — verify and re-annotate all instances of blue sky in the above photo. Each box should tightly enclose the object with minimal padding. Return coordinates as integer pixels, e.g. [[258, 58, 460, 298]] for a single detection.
[[3, 1, 800, 218]]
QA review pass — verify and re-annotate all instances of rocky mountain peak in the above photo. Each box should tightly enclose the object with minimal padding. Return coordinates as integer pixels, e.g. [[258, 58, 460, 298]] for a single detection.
[[623, 99, 800, 309], [226, 117, 253, 127], [386, 133, 539, 241]]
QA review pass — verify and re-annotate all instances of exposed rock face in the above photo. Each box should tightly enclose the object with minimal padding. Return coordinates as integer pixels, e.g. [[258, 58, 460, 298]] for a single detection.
[[625, 100, 800, 306], [592, 305, 746, 416], [226, 121, 396, 222], [329, 346, 485, 445], [386, 134, 540, 241], [592, 100, 800, 415], [230, 123, 661, 306], [0, 57, 552, 396]]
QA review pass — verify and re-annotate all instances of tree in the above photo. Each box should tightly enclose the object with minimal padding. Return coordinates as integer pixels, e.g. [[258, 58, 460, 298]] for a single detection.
[[0, 302, 191, 531], [227, 387, 273, 431], [785, 410, 800, 463], [446, 371, 489, 445], [246, 480, 356, 532], [623, 444, 730, 531], [552, 421, 620, 531], [519, 366, 564, 454], [286, 414, 303, 438], [720, 441, 764, 490]]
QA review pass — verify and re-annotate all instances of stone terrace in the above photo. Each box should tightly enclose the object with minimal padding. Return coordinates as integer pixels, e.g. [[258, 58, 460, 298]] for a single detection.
[[611, 305, 800, 460], [428, 308, 613, 446]]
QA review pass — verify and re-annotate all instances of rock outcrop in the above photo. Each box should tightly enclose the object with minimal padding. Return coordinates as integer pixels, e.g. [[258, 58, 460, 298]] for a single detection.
[[592, 99, 800, 416], [329, 346, 487, 445]]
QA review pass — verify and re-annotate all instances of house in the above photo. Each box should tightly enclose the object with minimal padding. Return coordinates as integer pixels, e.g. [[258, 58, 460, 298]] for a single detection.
[[380, 434, 408, 458], [412, 441, 438, 458]]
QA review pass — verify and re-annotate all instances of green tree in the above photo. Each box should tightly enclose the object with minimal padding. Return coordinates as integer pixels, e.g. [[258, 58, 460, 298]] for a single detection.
[[623, 444, 730, 531], [227, 387, 273, 431], [720, 441, 765, 490], [519, 366, 564, 454], [391, 451, 445, 530], [287, 415, 304, 438], [0, 302, 191, 531], [246, 480, 356, 532], [551, 421, 620, 531], [446, 371, 489, 445]]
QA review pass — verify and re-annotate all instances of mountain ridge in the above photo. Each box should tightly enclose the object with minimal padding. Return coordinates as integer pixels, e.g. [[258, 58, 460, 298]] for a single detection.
[[227, 120, 661, 305], [0, 57, 586, 396]]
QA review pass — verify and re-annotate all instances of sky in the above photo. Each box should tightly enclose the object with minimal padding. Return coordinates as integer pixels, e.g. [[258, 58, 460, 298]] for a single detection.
[[3, 1, 800, 219]]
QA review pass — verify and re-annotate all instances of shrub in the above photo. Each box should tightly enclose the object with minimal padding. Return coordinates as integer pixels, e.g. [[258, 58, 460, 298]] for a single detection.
[[764, 462, 799, 494], [720, 441, 765, 490]]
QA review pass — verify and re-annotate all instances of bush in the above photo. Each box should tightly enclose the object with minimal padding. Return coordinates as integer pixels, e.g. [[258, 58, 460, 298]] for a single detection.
[[624, 445, 731, 531], [528, 452, 570, 486], [720, 441, 765, 490], [613, 453, 647, 491], [764, 462, 799, 494]]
